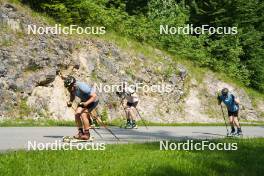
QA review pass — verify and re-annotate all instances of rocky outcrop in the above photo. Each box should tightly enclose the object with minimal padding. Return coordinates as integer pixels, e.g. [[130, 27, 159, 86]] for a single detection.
[[68, 41, 187, 122], [0, 2, 263, 122], [0, 3, 77, 118], [27, 76, 74, 120]]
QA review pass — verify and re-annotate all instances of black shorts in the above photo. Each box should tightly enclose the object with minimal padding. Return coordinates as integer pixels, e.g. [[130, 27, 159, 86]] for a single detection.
[[228, 110, 238, 117], [79, 100, 99, 112], [127, 101, 138, 107]]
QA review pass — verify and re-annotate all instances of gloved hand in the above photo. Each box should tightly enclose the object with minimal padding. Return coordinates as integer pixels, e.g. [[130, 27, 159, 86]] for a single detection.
[[67, 101, 72, 107], [216, 91, 221, 104], [116, 91, 125, 98], [216, 91, 221, 97], [78, 102, 86, 108], [125, 92, 131, 97]]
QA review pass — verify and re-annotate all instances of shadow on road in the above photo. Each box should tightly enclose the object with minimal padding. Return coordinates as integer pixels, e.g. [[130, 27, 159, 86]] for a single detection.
[[192, 132, 225, 137], [43, 135, 64, 138]]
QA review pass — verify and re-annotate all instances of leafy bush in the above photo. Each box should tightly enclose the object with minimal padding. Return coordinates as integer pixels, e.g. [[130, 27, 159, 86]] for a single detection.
[[21, 0, 264, 92]]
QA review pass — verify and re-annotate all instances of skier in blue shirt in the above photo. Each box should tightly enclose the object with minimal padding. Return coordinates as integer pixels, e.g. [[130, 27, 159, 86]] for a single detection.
[[218, 88, 242, 135], [64, 76, 99, 140]]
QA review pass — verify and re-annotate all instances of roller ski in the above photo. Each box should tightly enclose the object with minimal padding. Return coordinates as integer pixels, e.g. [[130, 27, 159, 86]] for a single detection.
[[62, 136, 94, 143], [226, 127, 243, 138], [227, 133, 243, 138], [63, 128, 94, 143], [226, 133, 236, 137]]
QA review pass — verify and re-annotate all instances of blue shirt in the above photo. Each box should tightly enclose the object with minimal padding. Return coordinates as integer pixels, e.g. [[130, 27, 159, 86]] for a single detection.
[[75, 81, 95, 101], [220, 93, 239, 112]]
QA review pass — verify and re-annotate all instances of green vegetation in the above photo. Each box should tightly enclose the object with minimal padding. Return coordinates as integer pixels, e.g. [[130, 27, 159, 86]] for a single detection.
[[0, 138, 263, 176], [100, 107, 109, 122], [20, 0, 264, 92], [1, 118, 264, 127], [113, 119, 264, 127], [0, 24, 13, 47], [18, 99, 31, 118], [2, 0, 262, 110], [0, 36, 13, 47], [0, 119, 75, 127]]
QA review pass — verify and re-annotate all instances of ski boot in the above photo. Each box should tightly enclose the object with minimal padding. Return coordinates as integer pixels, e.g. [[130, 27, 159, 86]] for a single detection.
[[80, 129, 90, 140], [73, 128, 83, 139], [132, 120, 138, 129], [227, 127, 236, 137], [229, 127, 236, 136], [125, 119, 132, 129], [236, 128, 243, 137]]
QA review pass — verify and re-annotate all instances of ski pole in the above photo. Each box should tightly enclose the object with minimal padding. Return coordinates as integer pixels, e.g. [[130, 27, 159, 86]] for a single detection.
[[220, 104, 229, 135], [89, 123, 103, 139], [92, 112, 120, 141], [120, 99, 129, 126], [134, 107, 148, 129]]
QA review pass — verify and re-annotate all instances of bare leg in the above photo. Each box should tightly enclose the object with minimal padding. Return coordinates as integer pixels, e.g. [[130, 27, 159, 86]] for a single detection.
[[74, 107, 84, 139], [125, 107, 131, 120], [234, 116, 242, 134], [233, 117, 241, 128], [125, 107, 132, 127], [229, 116, 236, 133], [229, 116, 234, 126], [130, 107, 137, 120], [75, 107, 83, 128], [78, 110, 90, 140], [81, 110, 90, 130]]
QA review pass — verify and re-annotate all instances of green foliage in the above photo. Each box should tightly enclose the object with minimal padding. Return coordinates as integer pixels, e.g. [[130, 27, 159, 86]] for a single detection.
[[100, 107, 109, 121], [21, 0, 264, 92], [18, 99, 31, 117], [0, 37, 13, 47], [186, 0, 264, 91]]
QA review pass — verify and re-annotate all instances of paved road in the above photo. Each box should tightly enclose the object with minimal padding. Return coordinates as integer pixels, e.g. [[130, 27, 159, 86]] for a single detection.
[[0, 126, 263, 151]]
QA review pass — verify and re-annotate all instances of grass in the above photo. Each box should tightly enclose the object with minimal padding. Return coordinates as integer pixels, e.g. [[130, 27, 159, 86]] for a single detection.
[[112, 119, 264, 127], [1, 118, 264, 127], [0, 138, 263, 176], [0, 119, 75, 127]]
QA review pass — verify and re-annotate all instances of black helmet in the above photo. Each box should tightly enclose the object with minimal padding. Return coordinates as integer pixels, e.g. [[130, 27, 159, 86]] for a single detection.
[[221, 88, 229, 96], [64, 76, 76, 87]]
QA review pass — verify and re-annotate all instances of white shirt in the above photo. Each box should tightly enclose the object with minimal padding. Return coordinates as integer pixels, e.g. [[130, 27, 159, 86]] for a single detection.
[[124, 87, 139, 103]]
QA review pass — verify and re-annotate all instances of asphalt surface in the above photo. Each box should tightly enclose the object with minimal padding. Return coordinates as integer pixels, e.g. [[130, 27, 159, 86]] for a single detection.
[[0, 126, 263, 151]]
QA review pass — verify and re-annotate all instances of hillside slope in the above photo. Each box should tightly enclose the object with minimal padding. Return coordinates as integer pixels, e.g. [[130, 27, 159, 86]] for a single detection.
[[0, 2, 263, 123]]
